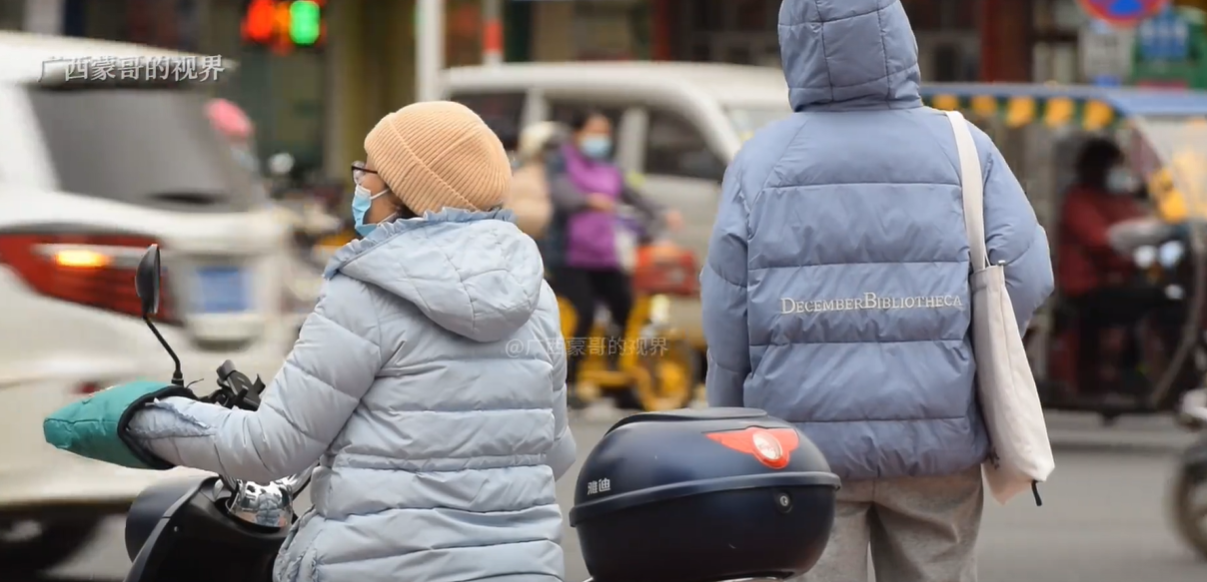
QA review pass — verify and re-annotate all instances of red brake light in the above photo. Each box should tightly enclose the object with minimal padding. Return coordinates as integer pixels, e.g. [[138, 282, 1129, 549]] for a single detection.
[[706, 428, 801, 470], [0, 233, 176, 323]]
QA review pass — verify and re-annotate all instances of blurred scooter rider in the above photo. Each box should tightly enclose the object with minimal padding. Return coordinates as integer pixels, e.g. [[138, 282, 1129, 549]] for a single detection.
[[1059, 138, 1162, 395], [546, 110, 683, 408], [506, 122, 560, 238]]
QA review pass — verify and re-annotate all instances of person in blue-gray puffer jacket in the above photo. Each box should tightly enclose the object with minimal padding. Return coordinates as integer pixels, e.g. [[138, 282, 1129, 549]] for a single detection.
[[701, 1, 1054, 580], [128, 102, 576, 582]]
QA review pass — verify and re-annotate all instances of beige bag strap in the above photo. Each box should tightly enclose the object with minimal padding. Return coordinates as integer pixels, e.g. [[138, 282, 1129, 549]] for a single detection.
[[945, 111, 991, 269]]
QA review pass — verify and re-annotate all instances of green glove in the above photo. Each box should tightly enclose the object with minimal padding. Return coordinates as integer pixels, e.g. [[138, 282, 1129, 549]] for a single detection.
[[43, 380, 196, 470]]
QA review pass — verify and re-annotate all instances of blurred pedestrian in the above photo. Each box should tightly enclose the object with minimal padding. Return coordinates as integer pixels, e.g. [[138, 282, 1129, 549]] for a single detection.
[[547, 109, 682, 408], [53, 101, 576, 582], [700, 1, 1054, 581], [507, 121, 560, 238]]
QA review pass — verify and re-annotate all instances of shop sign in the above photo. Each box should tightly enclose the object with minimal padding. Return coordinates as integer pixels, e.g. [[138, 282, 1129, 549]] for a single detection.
[[1136, 5, 1191, 61], [1080, 18, 1135, 83], [1078, 0, 1170, 27]]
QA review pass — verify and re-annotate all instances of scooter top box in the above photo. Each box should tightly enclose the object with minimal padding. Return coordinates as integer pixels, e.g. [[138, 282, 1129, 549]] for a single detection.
[[570, 408, 840, 582]]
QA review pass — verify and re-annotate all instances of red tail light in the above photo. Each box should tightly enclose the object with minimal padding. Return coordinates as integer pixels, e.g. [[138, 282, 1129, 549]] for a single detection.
[[0, 233, 177, 323], [706, 428, 801, 470]]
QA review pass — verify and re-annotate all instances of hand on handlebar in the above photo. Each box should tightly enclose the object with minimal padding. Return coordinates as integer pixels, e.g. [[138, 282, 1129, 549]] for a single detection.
[[204, 360, 266, 411], [200, 361, 316, 509]]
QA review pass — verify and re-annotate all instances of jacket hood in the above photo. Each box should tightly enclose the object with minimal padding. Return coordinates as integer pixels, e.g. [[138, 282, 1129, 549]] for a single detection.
[[324, 209, 544, 343], [779, 0, 922, 111]]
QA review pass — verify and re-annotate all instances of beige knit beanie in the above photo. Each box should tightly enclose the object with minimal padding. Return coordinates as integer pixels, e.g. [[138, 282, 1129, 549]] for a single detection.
[[364, 101, 511, 215]]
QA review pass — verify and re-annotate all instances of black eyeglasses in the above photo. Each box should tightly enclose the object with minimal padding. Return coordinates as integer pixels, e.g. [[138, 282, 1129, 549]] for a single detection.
[[351, 161, 378, 185]]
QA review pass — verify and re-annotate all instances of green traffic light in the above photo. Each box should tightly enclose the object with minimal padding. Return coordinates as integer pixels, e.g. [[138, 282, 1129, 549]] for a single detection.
[[289, 0, 321, 46]]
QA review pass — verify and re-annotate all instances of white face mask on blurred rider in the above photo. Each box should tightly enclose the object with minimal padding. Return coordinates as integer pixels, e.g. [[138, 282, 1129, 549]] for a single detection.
[[1106, 166, 1138, 195]]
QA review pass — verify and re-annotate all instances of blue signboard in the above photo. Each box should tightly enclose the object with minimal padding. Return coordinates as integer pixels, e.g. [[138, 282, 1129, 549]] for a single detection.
[[1137, 5, 1190, 61]]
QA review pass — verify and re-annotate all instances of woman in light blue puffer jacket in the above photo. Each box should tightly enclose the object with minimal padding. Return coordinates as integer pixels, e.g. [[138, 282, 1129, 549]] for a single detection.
[[127, 102, 577, 582]]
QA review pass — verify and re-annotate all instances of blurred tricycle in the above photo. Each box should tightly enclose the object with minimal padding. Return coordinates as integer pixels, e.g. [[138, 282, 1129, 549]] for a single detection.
[[559, 242, 701, 411]]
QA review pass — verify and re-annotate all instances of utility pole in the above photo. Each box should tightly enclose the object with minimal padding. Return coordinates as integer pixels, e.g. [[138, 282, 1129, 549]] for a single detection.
[[416, 0, 445, 102], [482, 0, 503, 66]]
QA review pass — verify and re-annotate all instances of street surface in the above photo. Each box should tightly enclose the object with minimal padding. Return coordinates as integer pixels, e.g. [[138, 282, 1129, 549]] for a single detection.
[[17, 410, 1207, 582]]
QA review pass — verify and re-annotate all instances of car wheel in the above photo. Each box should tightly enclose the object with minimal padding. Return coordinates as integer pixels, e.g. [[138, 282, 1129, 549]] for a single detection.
[[0, 518, 101, 572]]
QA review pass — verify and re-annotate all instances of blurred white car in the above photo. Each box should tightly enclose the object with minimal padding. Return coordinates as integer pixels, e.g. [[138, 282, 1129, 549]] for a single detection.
[[0, 32, 292, 569], [444, 62, 791, 344]]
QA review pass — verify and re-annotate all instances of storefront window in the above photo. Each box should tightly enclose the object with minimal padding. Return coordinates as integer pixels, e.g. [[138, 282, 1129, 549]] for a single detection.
[[689, 0, 723, 32], [904, 0, 977, 31], [447, 0, 483, 67], [1032, 0, 1082, 83], [732, 0, 774, 31], [573, 0, 651, 60], [1033, 42, 1080, 83], [1052, 0, 1088, 29], [678, 0, 779, 65]]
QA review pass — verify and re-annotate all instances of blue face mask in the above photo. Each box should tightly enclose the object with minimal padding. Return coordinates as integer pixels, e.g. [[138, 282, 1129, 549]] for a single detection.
[[579, 136, 612, 160], [351, 185, 395, 237]]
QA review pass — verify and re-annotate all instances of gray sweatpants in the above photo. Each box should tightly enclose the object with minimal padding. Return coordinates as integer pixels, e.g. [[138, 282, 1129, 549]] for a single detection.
[[800, 465, 984, 582]]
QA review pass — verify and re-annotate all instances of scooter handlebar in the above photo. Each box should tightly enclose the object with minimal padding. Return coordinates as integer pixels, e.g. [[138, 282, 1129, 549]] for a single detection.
[[204, 360, 314, 526]]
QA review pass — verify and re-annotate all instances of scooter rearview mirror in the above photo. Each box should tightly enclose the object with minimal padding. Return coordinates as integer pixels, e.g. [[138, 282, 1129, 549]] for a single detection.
[[135, 245, 162, 316], [135, 244, 184, 386]]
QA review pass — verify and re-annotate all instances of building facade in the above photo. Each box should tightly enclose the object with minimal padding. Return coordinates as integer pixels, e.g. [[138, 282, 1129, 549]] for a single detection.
[[522, 0, 658, 61], [520, 0, 981, 80], [7, 0, 1204, 182], [982, 0, 1207, 84], [665, 0, 980, 82]]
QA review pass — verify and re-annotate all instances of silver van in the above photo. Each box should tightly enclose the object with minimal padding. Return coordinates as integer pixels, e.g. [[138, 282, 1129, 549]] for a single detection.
[[443, 62, 790, 343]]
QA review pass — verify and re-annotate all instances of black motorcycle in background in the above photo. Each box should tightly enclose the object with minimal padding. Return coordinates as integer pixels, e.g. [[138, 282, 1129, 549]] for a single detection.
[[1031, 218, 1206, 423]]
